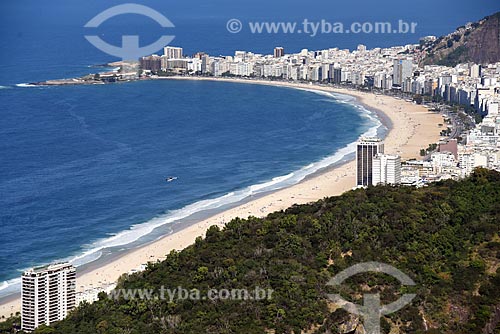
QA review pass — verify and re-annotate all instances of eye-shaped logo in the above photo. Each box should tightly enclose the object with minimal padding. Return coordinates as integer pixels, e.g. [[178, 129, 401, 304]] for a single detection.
[[84, 3, 175, 60], [327, 262, 416, 334]]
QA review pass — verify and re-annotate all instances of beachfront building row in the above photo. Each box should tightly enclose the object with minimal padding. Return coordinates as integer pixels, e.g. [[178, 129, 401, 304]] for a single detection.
[[138, 45, 500, 181], [141, 44, 500, 119], [140, 43, 500, 118], [21, 263, 76, 332]]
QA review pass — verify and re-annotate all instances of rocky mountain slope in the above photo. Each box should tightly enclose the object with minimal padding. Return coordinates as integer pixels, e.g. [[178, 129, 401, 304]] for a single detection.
[[421, 12, 500, 67]]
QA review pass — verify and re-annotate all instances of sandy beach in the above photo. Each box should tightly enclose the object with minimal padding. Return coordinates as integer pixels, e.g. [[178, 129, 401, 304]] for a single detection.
[[0, 78, 443, 319]]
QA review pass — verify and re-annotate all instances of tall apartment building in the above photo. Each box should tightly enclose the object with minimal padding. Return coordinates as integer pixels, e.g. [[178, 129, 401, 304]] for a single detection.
[[470, 64, 482, 78], [163, 46, 183, 59], [373, 154, 402, 185], [328, 64, 342, 84], [201, 54, 211, 74], [274, 47, 285, 58], [139, 55, 162, 72], [393, 59, 413, 86], [356, 137, 385, 186], [22, 263, 76, 332]]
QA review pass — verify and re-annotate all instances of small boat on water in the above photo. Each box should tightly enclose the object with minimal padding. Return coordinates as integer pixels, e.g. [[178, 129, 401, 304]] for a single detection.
[[166, 176, 178, 183]]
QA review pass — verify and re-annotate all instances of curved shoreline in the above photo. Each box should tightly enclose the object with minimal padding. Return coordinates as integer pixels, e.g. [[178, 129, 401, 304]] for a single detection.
[[0, 78, 444, 319], [0, 81, 375, 298]]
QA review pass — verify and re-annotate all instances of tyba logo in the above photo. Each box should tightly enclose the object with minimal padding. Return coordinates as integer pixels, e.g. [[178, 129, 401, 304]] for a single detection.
[[84, 4, 175, 60], [327, 262, 416, 334]]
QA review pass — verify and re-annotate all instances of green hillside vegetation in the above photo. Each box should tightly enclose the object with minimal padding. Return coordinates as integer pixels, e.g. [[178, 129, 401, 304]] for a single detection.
[[3, 169, 500, 334]]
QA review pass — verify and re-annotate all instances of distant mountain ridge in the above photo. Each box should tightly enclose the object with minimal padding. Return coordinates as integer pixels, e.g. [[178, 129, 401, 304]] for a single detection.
[[421, 12, 500, 67]]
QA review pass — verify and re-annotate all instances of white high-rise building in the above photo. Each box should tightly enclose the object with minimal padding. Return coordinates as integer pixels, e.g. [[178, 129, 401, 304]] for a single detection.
[[356, 137, 385, 187], [470, 64, 482, 78], [393, 59, 413, 86], [22, 263, 76, 332], [373, 154, 402, 185], [163, 46, 183, 59]]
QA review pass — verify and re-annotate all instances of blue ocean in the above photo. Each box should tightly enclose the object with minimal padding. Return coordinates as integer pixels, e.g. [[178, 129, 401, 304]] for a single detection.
[[0, 0, 497, 298]]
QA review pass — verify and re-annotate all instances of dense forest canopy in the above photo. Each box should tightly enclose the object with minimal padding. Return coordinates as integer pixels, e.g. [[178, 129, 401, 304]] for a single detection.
[[2, 169, 500, 334]]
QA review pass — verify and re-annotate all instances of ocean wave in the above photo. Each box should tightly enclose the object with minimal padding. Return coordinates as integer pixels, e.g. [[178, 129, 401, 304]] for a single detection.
[[296, 87, 335, 98], [248, 173, 295, 193], [0, 85, 12, 89], [15, 83, 37, 88], [0, 277, 22, 299]]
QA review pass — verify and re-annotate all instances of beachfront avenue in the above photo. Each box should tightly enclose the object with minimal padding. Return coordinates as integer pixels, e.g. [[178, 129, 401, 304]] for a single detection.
[[107, 286, 274, 302]]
